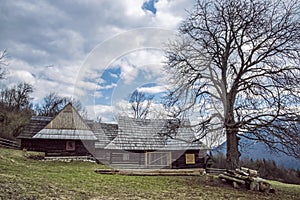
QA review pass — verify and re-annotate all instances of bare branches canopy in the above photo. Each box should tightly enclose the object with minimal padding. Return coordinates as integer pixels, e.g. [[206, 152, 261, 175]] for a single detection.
[[36, 92, 87, 118], [0, 50, 8, 80], [0, 82, 33, 111], [129, 90, 154, 119], [164, 0, 300, 169]]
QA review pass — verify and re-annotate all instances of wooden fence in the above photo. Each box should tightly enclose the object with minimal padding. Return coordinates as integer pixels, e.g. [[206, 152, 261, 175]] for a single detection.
[[0, 137, 20, 149]]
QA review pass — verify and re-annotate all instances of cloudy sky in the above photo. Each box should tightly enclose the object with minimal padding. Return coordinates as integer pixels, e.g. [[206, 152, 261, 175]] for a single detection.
[[0, 0, 194, 122]]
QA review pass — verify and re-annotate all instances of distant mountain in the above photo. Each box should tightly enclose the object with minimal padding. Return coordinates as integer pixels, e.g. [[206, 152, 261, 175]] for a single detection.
[[213, 136, 300, 170]]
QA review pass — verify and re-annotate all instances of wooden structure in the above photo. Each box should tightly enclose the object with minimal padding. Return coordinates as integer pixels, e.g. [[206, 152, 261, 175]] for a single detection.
[[95, 168, 206, 176], [19, 104, 208, 168], [18, 103, 97, 156], [218, 167, 274, 192], [95, 116, 208, 169], [0, 137, 20, 149]]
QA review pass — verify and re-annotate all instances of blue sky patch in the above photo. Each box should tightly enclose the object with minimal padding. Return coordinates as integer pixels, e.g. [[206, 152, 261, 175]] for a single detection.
[[95, 67, 121, 105], [142, 0, 159, 14]]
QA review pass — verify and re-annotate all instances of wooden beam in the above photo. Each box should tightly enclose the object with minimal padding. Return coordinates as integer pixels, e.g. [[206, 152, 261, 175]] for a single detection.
[[218, 174, 246, 185]]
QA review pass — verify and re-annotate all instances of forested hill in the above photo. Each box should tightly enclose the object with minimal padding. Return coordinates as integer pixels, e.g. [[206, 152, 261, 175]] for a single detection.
[[214, 137, 300, 170]]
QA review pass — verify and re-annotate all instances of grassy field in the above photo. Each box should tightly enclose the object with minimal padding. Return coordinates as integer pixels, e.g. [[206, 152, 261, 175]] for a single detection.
[[0, 148, 299, 200]]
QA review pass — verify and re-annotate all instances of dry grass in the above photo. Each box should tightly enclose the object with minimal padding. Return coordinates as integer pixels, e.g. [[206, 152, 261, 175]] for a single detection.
[[0, 148, 299, 200]]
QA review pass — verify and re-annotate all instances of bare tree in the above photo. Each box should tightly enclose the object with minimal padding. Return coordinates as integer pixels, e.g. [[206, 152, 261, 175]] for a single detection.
[[36, 92, 87, 117], [0, 82, 34, 138], [0, 82, 33, 111], [165, 0, 300, 169], [0, 50, 8, 80], [36, 92, 66, 117], [70, 97, 88, 119], [129, 90, 154, 119]]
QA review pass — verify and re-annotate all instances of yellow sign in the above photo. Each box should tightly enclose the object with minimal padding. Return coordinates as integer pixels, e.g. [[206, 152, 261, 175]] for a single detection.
[[185, 154, 195, 164]]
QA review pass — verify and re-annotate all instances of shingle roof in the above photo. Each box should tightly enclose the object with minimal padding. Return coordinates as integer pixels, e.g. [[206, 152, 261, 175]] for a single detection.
[[43, 103, 91, 130], [32, 103, 97, 141], [99, 123, 118, 141], [17, 116, 53, 139], [33, 129, 97, 140], [19, 115, 116, 144], [105, 116, 207, 150], [19, 107, 207, 151], [87, 122, 116, 148], [19, 104, 97, 141]]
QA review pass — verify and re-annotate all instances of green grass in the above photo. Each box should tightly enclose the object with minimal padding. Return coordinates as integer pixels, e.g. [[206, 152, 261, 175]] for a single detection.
[[0, 148, 299, 200]]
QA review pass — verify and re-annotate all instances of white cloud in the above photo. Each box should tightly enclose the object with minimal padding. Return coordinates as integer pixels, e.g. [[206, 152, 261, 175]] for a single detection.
[[118, 58, 139, 84], [86, 104, 115, 122], [114, 99, 132, 118], [113, 99, 169, 120], [109, 72, 119, 79], [123, 0, 146, 17], [155, 1, 184, 29], [10, 70, 35, 85], [98, 83, 117, 90], [76, 80, 100, 91], [137, 85, 168, 94], [0, 0, 195, 121], [109, 49, 166, 85]]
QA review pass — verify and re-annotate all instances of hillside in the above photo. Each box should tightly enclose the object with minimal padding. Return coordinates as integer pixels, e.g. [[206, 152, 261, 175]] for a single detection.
[[0, 148, 299, 199], [214, 137, 300, 170]]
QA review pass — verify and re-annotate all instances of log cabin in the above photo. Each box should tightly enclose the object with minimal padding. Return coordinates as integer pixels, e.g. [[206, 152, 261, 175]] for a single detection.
[[18, 103, 97, 156], [18, 104, 209, 168], [94, 116, 209, 169]]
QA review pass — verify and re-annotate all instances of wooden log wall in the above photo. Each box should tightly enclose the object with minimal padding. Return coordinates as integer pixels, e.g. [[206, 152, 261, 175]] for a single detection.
[[94, 149, 207, 169], [0, 137, 20, 149], [21, 139, 94, 157]]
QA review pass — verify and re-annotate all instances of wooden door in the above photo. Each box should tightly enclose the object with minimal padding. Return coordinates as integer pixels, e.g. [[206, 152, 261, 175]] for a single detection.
[[146, 152, 171, 167]]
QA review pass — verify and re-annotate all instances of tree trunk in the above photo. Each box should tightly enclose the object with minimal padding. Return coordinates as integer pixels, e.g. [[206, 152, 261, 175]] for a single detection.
[[224, 89, 240, 170], [226, 129, 241, 170]]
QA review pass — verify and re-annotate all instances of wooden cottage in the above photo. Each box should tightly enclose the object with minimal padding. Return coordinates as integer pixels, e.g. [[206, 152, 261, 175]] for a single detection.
[[19, 104, 209, 169], [95, 116, 208, 169], [18, 103, 97, 156]]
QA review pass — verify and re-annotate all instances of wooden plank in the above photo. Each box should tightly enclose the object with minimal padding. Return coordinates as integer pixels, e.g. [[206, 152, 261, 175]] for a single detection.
[[206, 168, 227, 175], [219, 174, 246, 185], [95, 168, 206, 176], [240, 167, 258, 177], [0, 137, 20, 149]]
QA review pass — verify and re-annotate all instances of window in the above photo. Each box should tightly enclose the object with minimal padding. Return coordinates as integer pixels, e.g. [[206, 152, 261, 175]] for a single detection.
[[123, 153, 130, 161], [66, 141, 75, 151], [185, 153, 195, 164]]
